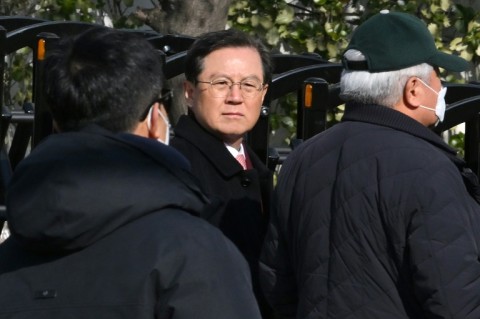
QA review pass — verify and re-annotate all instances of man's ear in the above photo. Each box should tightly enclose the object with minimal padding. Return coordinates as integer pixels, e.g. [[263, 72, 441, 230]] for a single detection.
[[147, 103, 162, 140], [404, 77, 423, 108], [184, 80, 195, 108]]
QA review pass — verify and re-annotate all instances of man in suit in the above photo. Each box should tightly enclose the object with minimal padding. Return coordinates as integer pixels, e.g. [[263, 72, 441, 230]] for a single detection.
[[171, 28, 274, 318]]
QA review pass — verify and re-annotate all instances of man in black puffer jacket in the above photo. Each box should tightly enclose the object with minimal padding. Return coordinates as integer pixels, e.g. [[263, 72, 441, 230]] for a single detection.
[[260, 11, 480, 319], [0, 27, 261, 319]]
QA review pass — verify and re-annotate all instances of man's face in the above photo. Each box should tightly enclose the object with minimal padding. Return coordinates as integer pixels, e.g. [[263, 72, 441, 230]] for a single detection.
[[184, 47, 268, 147]]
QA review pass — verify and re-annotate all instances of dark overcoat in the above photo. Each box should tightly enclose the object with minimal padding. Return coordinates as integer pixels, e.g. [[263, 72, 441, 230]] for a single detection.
[[171, 114, 273, 314]]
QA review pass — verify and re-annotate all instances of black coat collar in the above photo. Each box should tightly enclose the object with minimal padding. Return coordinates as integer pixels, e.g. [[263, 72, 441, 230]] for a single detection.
[[342, 102, 457, 156], [342, 102, 480, 203], [173, 115, 268, 178]]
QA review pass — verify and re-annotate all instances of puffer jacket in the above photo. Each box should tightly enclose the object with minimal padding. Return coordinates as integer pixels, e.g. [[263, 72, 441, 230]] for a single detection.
[[0, 125, 261, 319], [260, 103, 480, 319]]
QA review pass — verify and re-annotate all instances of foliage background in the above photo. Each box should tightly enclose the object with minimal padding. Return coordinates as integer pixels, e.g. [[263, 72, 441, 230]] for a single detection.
[[227, 0, 480, 145], [1, 0, 479, 148]]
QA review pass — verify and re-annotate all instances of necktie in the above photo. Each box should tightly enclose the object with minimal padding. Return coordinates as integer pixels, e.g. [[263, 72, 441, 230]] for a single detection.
[[235, 154, 247, 170]]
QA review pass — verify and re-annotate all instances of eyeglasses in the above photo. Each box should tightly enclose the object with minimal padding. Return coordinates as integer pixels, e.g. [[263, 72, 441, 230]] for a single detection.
[[196, 78, 265, 98], [139, 89, 173, 121]]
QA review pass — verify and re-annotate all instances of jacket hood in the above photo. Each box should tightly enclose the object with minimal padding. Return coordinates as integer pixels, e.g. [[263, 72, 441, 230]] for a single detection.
[[6, 125, 209, 253]]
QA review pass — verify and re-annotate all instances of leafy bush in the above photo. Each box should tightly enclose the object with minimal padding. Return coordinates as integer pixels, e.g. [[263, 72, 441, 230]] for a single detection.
[[229, 0, 480, 148]]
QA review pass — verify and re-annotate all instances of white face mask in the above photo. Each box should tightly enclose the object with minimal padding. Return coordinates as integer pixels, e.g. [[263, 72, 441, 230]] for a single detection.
[[417, 78, 447, 123], [146, 106, 171, 145]]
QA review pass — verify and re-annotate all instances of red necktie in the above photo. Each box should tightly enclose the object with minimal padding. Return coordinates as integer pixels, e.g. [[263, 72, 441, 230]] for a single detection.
[[235, 154, 247, 170]]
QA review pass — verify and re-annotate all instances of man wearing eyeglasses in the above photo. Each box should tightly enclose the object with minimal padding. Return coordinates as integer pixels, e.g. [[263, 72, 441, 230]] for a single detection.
[[171, 29, 274, 318], [0, 27, 262, 319]]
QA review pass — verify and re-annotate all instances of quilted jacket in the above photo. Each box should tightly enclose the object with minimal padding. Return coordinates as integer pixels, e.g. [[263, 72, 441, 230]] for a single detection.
[[260, 102, 480, 319]]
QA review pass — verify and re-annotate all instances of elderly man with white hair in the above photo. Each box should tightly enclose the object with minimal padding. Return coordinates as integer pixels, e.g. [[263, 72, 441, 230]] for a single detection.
[[260, 11, 479, 319]]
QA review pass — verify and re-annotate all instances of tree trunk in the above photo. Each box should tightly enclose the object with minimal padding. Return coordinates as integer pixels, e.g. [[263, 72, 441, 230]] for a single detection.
[[132, 0, 233, 122], [142, 0, 232, 36]]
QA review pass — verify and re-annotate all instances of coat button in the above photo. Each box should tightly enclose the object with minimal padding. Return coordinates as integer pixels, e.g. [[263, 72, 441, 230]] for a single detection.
[[241, 176, 251, 187]]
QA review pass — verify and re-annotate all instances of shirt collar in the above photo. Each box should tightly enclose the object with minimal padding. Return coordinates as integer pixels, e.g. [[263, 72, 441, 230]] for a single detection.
[[225, 143, 245, 157]]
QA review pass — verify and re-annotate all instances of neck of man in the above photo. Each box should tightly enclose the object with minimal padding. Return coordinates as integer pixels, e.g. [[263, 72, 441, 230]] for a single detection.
[[224, 138, 243, 151]]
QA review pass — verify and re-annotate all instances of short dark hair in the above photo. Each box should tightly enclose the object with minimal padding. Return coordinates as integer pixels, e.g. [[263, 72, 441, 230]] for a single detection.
[[184, 29, 272, 85], [44, 27, 165, 132]]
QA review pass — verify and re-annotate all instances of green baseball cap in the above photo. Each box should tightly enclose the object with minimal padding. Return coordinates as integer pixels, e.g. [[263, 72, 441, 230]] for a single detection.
[[342, 11, 470, 72]]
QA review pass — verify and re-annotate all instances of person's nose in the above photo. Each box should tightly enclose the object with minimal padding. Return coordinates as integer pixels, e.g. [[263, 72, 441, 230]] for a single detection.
[[226, 83, 243, 101]]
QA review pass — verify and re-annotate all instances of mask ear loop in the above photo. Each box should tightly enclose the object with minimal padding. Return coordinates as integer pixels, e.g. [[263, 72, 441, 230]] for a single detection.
[[416, 78, 447, 124], [146, 106, 154, 130], [146, 105, 170, 145], [158, 109, 171, 145], [417, 77, 439, 96]]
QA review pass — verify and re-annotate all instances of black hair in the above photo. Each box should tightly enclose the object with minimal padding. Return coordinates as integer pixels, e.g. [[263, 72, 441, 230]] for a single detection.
[[184, 29, 272, 85], [44, 27, 165, 132]]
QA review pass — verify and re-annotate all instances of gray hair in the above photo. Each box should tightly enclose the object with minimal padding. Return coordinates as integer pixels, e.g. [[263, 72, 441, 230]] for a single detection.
[[340, 49, 433, 108]]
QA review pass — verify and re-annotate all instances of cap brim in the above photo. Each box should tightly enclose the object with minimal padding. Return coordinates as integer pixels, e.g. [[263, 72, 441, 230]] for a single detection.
[[428, 52, 470, 72]]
